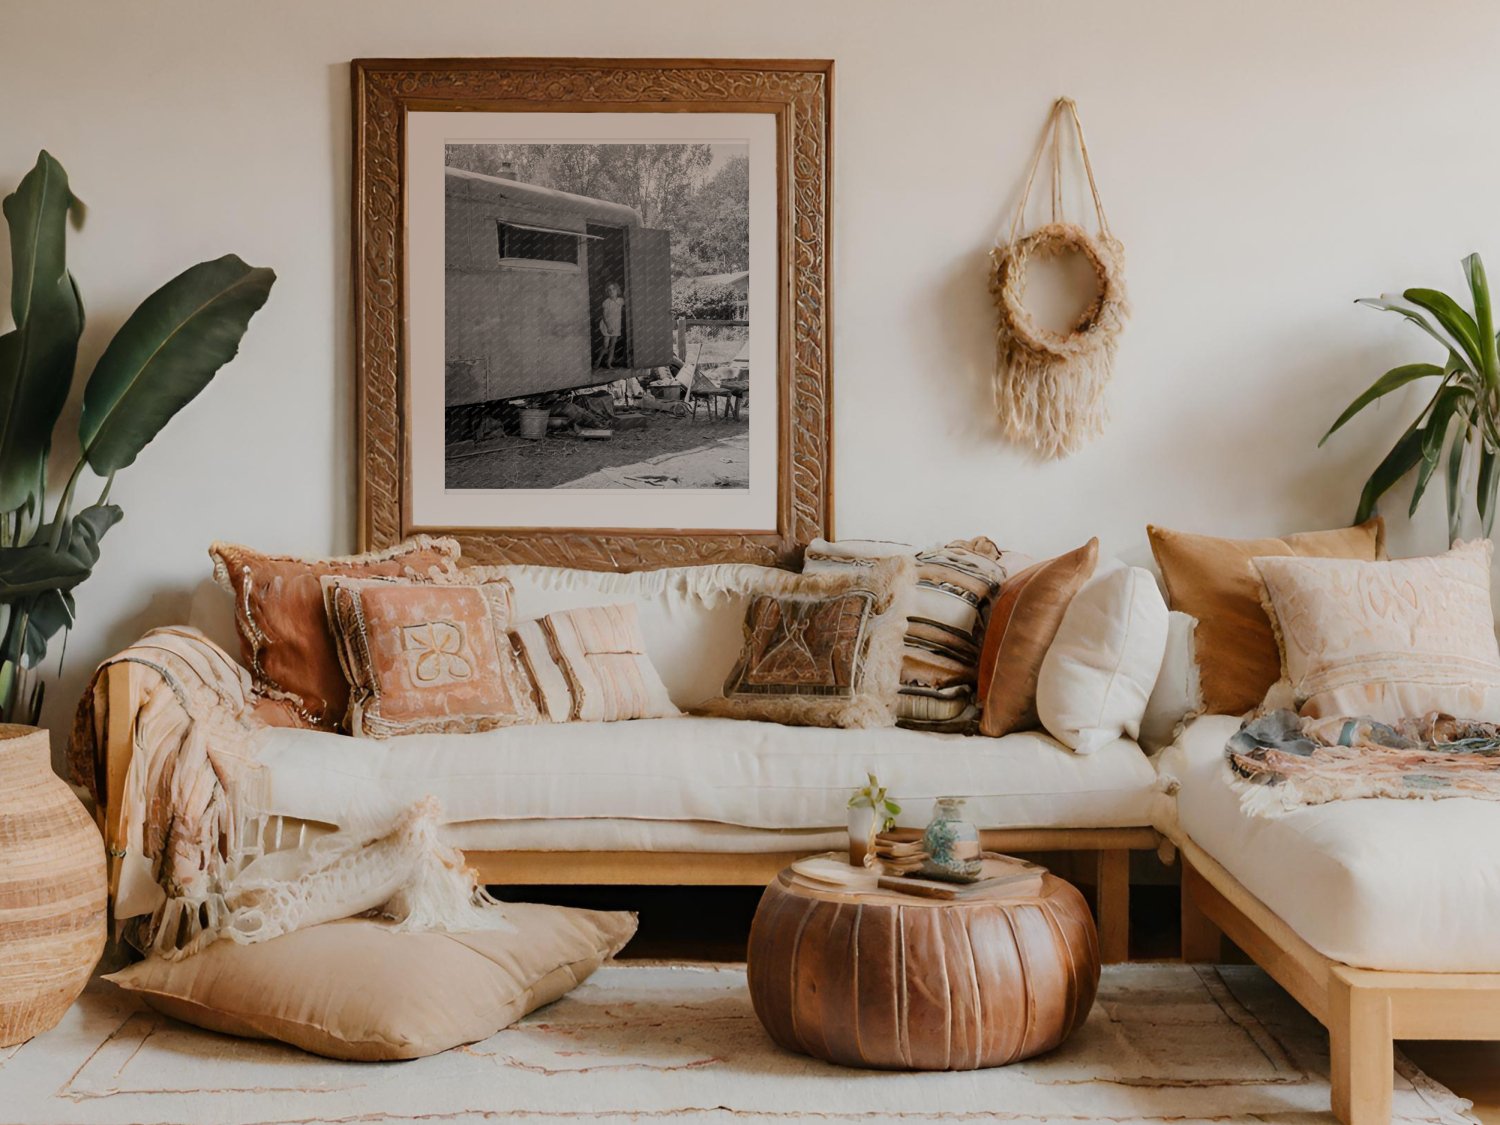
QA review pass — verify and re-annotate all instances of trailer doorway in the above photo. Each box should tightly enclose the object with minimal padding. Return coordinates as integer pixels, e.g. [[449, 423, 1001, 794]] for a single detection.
[[587, 223, 628, 376]]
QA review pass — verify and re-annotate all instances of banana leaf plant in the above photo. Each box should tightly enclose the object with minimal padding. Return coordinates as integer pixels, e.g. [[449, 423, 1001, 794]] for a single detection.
[[1323, 253, 1500, 545], [0, 151, 274, 725]]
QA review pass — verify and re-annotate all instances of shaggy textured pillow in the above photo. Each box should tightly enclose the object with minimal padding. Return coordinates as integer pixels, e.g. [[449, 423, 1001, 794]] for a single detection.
[[1035, 564, 1169, 754], [1254, 540, 1500, 722], [803, 537, 1024, 731], [977, 539, 1099, 738], [105, 904, 637, 1061], [510, 603, 679, 723], [700, 555, 916, 729], [210, 537, 461, 730], [322, 575, 539, 738], [1147, 519, 1385, 717]]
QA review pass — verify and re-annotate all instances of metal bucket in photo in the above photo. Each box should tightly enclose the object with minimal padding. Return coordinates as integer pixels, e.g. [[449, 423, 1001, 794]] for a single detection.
[[518, 407, 551, 440]]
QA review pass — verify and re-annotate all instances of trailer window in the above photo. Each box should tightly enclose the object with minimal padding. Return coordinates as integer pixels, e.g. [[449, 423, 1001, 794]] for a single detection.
[[497, 222, 578, 265]]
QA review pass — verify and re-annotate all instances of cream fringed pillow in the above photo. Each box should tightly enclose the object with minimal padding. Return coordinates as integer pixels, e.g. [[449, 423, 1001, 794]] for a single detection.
[[105, 905, 637, 1061], [323, 575, 539, 738], [699, 555, 916, 729], [510, 603, 679, 723], [1254, 540, 1500, 722]]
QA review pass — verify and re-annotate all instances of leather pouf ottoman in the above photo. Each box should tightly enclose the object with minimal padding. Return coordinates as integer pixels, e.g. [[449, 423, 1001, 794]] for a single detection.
[[747, 866, 1099, 1070]]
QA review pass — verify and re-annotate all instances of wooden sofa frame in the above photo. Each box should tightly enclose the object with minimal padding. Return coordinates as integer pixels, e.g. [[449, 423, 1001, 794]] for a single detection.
[[1179, 835, 1500, 1125], [99, 661, 1156, 963]]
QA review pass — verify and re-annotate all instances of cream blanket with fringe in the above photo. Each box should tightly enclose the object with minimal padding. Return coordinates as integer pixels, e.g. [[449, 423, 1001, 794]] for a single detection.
[[69, 627, 510, 960], [1226, 708, 1500, 815]]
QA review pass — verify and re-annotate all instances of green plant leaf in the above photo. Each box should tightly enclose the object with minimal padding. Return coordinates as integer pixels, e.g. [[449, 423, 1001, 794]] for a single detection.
[[1481, 447, 1500, 536], [1404, 287, 1484, 372], [79, 254, 274, 474], [1446, 415, 1470, 544], [0, 542, 91, 598], [1410, 387, 1469, 517], [1463, 253, 1499, 390], [0, 151, 84, 512], [1357, 295, 1473, 368], [1355, 421, 1426, 523], [1320, 363, 1443, 445]]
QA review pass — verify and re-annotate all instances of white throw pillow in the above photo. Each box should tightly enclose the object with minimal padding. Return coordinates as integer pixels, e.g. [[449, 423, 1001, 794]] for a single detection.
[[1138, 611, 1202, 752], [1036, 564, 1169, 754]]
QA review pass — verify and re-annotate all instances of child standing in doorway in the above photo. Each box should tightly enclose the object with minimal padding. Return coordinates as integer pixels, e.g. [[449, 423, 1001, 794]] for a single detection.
[[596, 282, 625, 369]]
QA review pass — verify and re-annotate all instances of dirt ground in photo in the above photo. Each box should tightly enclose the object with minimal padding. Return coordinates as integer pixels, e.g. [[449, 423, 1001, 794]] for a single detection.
[[446, 413, 749, 490]]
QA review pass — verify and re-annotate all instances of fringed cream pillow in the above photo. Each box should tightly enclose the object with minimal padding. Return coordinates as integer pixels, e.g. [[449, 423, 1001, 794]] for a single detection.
[[698, 555, 916, 729], [510, 603, 680, 723], [1254, 540, 1500, 723]]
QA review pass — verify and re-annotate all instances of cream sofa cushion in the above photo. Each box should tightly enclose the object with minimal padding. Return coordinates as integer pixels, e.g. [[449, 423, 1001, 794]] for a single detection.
[[1254, 540, 1500, 721], [248, 715, 1159, 831], [1036, 564, 1169, 754], [105, 903, 636, 1060]]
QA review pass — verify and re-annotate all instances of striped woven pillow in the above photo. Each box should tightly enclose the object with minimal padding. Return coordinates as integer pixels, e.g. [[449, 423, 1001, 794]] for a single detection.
[[803, 538, 1025, 732]]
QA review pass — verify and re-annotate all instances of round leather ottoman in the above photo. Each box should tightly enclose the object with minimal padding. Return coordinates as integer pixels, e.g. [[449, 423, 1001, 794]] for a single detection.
[[747, 865, 1100, 1070]]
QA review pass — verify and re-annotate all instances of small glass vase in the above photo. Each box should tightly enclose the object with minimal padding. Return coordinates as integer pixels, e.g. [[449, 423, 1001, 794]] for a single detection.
[[921, 797, 983, 882]]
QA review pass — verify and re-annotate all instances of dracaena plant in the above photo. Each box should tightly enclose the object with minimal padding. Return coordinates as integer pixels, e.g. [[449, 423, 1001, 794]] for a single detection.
[[1323, 253, 1500, 544], [0, 151, 274, 725]]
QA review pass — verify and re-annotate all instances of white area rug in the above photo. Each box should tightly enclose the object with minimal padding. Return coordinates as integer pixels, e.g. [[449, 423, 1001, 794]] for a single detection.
[[0, 962, 1475, 1124]]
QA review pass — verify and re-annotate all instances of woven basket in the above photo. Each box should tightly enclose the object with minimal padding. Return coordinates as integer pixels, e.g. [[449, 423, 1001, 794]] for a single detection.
[[0, 724, 106, 1046]]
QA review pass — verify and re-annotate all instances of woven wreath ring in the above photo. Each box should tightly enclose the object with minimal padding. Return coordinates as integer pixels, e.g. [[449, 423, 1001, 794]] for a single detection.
[[991, 222, 1126, 360]]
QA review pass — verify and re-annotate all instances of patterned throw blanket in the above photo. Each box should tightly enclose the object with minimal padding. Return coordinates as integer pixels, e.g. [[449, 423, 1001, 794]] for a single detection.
[[70, 627, 510, 959], [1226, 708, 1500, 816]]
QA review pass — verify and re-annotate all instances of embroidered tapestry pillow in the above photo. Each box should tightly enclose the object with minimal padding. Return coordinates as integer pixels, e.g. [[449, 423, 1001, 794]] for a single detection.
[[803, 537, 1024, 731], [1254, 539, 1500, 723], [1147, 519, 1385, 717], [323, 575, 539, 738], [105, 904, 637, 1061], [700, 555, 915, 729], [210, 537, 461, 730], [510, 603, 679, 723], [976, 538, 1099, 738]]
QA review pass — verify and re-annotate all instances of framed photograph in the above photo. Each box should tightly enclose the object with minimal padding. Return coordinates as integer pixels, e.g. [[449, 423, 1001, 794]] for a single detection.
[[352, 58, 833, 569]]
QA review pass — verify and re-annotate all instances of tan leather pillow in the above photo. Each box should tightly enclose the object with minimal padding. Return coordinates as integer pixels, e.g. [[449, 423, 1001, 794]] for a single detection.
[[105, 904, 637, 1061], [323, 575, 540, 737], [210, 537, 461, 729], [1147, 518, 1385, 716], [977, 539, 1099, 737]]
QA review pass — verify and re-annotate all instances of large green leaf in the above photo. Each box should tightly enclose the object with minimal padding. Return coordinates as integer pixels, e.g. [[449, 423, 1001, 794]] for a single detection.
[[0, 151, 83, 512], [1481, 446, 1500, 536], [1404, 287, 1483, 373], [1462, 253, 1499, 391], [0, 542, 90, 598], [1410, 387, 1469, 517], [1357, 295, 1473, 368], [79, 254, 274, 474], [1445, 411, 1471, 544], [1355, 421, 1426, 524], [1320, 362, 1443, 446]]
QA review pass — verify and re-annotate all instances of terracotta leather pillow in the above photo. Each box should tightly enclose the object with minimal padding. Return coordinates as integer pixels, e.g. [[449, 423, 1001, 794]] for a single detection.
[[1147, 518, 1385, 716], [976, 539, 1098, 738], [210, 537, 461, 730], [323, 575, 540, 738], [105, 904, 637, 1061]]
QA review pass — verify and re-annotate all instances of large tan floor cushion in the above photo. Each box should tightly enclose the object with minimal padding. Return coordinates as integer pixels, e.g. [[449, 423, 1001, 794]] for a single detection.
[[106, 903, 636, 1060]]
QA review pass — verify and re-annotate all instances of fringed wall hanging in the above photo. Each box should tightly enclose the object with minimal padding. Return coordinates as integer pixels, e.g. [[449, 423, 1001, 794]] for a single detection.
[[990, 97, 1129, 460]]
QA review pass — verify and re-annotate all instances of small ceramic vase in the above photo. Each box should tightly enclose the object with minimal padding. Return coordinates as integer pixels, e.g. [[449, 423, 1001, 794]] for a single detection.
[[921, 797, 983, 882], [847, 804, 878, 866]]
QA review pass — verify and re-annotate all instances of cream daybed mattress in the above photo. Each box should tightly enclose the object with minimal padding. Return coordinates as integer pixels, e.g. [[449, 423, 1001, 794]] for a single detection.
[[1158, 714, 1500, 973], [247, 715, 1160, 841]]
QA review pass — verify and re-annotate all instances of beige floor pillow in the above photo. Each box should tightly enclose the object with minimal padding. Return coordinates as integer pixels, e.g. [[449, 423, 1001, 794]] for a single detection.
[[105, 903, 636, 1060]]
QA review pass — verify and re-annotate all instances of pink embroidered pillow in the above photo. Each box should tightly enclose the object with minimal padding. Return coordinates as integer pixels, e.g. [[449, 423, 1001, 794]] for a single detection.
[[322, 575, 539, 738], [1254, 540, 1500, 722], [510, 604, 679, 723]]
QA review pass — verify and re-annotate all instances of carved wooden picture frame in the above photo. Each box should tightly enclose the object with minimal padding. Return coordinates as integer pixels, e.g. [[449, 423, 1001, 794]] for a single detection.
[[352, 58, 833, 569]]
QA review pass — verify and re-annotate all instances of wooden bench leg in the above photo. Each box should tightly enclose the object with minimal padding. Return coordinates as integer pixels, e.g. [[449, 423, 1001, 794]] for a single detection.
[[1095, 848, 1130, 964], [1329, 968, 1393, 1125], [1179, 858, 1224, 963]]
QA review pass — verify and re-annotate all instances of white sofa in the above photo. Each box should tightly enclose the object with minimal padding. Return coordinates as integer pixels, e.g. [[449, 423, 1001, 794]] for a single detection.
[[96, 561, 1167, 963]]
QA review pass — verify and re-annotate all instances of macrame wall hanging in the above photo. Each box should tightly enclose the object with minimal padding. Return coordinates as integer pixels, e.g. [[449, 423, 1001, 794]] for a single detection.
[[990, 97, 1129, 460]]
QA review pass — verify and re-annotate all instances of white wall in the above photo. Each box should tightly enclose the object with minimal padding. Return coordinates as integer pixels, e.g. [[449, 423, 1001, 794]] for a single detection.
[[2, 0, 1496, 744]]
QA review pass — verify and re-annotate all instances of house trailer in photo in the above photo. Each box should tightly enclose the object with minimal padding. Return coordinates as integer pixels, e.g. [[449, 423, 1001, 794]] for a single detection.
[[444, 166, 675, 410]]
